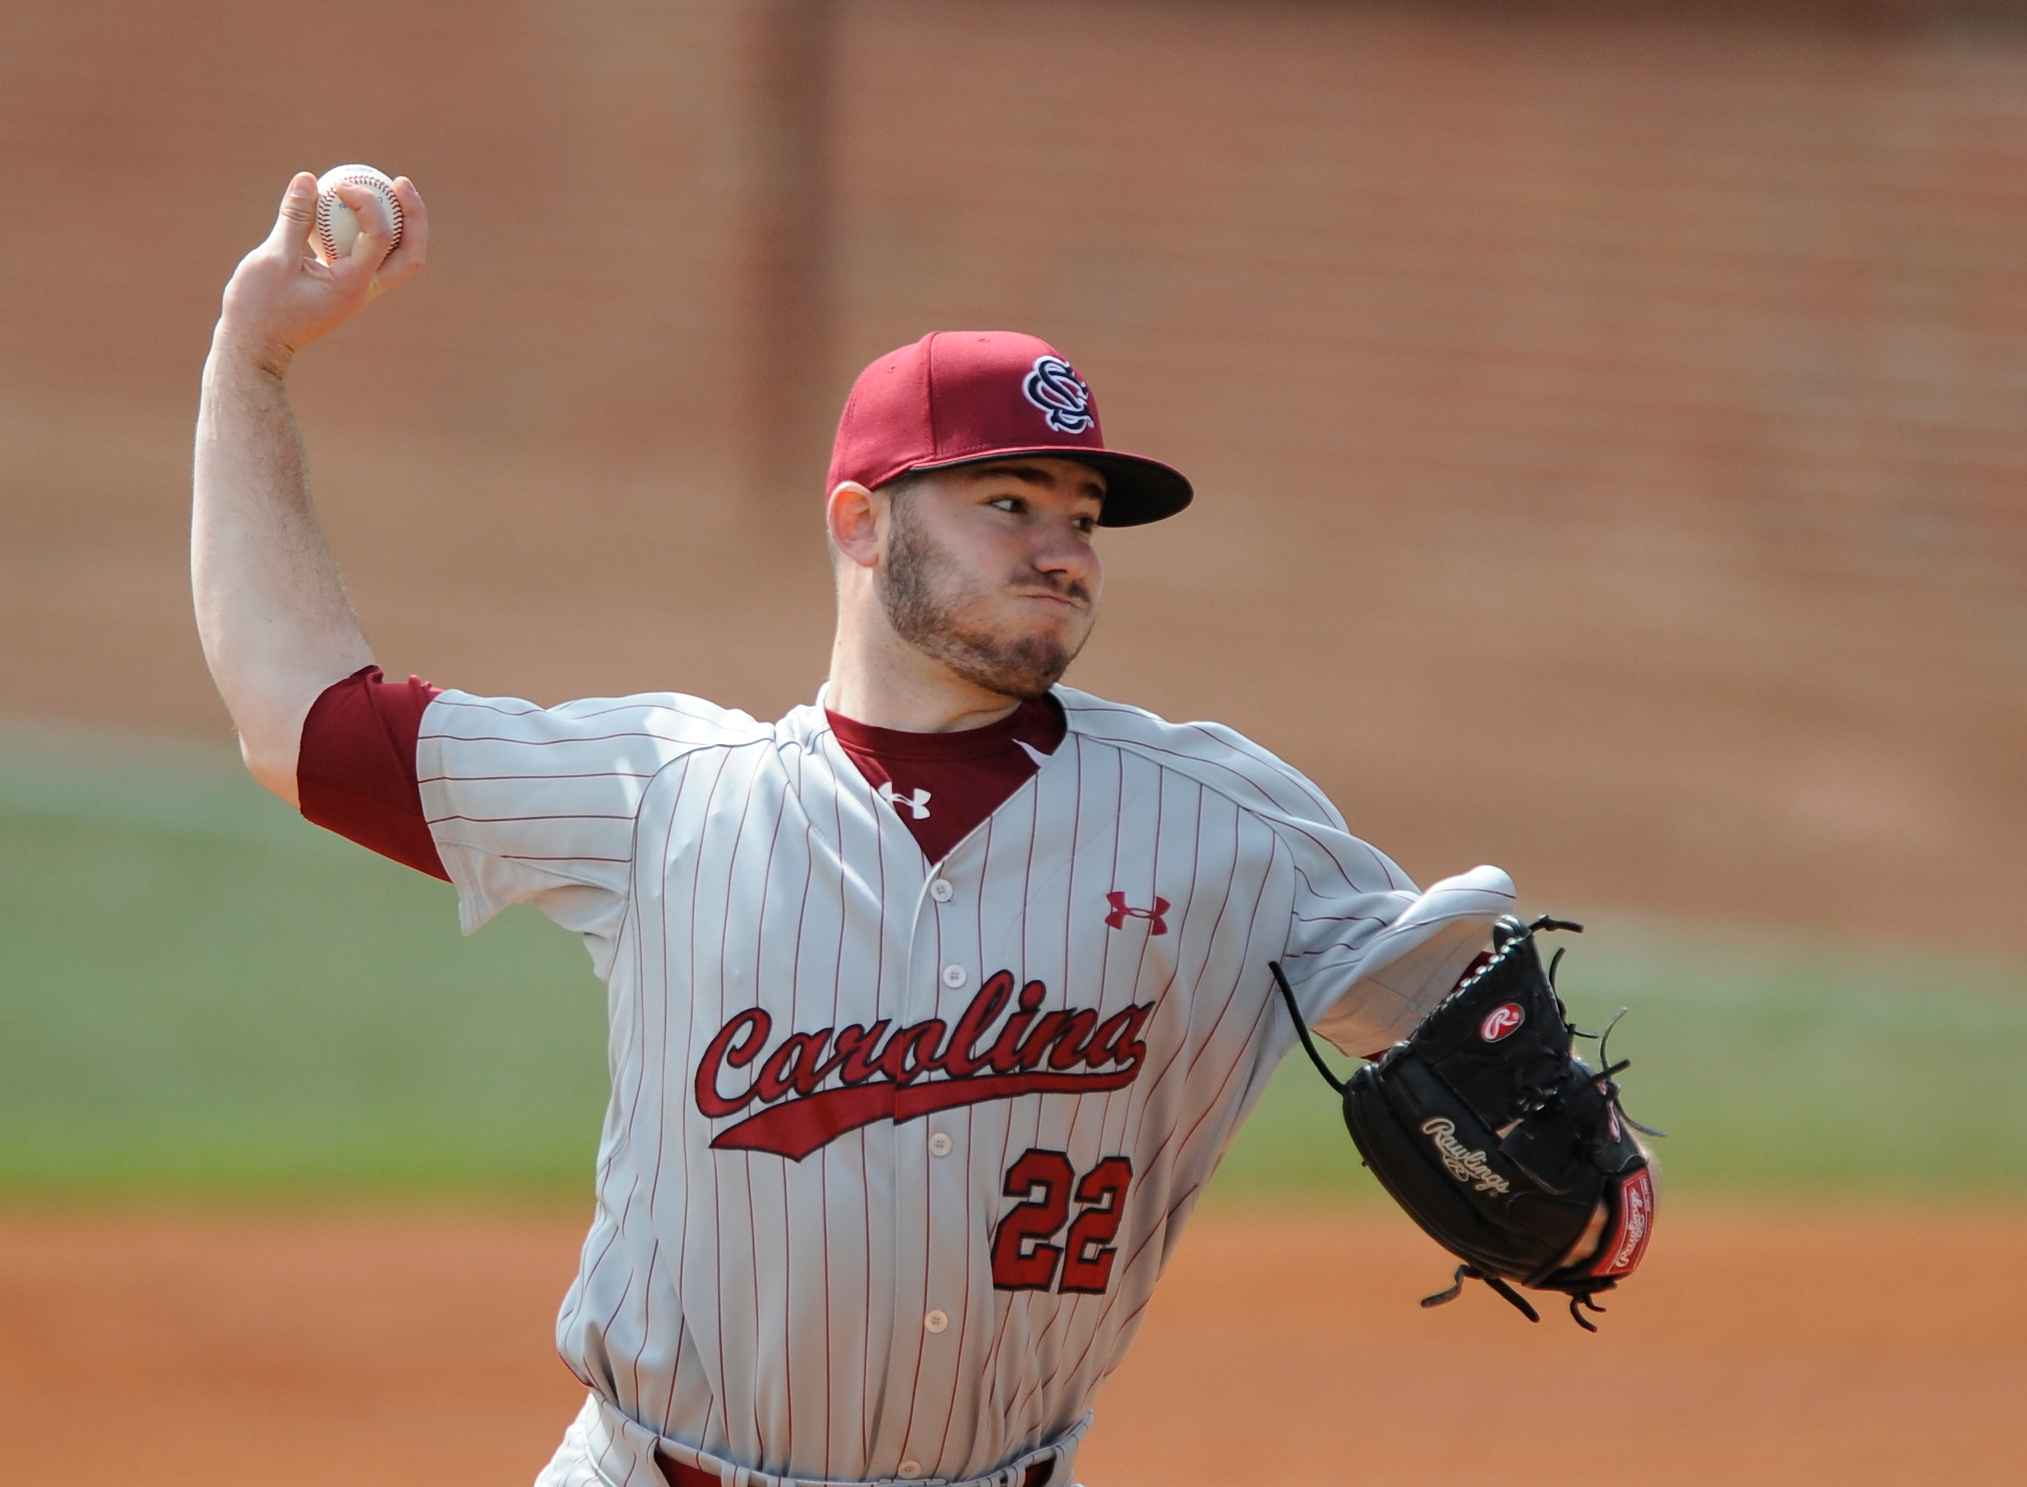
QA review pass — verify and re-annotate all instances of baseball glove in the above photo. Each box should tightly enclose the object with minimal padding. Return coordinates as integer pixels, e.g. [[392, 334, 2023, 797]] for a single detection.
[[1270, 914, 1659, 1331]]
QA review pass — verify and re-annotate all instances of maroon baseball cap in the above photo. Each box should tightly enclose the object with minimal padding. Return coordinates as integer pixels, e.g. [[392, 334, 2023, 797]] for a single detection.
[[827, 331, 1192, 526]]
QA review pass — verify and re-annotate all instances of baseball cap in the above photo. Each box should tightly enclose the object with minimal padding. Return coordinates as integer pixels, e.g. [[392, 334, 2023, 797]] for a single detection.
[[827, 331, 1193, 526]]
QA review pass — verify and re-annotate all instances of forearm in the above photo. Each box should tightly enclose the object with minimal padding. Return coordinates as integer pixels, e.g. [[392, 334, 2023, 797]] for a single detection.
[[192, 334, 372, 803]]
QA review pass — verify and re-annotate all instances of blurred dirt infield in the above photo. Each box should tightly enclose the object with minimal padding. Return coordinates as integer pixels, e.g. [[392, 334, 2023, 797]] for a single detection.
[[3, 1207, 2020, 1485]]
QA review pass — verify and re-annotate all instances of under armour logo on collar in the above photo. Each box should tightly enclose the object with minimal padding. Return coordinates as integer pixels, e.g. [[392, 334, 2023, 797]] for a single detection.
[[878, 781, 933, 820], [1105, 891, 1169, 935]]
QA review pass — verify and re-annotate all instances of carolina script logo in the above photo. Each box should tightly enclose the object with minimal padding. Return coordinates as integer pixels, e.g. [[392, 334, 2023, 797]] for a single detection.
[[1420, 1117, 1512, 1195], [1022, 355, 1097, 435], [696, 972, 1153, 1161]]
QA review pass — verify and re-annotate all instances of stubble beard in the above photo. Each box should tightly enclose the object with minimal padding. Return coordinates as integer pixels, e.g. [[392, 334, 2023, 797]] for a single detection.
[[876, 499, 1091, 702]]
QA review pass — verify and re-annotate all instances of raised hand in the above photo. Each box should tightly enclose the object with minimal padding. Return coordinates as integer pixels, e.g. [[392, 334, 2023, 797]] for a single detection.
[[215, 170, 429, 374]]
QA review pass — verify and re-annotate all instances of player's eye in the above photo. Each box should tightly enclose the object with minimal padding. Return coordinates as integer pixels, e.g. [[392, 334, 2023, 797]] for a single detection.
[[988, 495, 1027, 515]]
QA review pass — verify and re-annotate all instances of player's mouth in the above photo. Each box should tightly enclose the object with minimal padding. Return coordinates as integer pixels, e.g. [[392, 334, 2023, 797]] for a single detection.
[[1009, 580, 1091, 611]]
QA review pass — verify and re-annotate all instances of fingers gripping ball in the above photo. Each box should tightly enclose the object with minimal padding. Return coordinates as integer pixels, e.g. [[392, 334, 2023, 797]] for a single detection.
[[314, 164, 403, 264], [1270, 915, 1662, 1331]]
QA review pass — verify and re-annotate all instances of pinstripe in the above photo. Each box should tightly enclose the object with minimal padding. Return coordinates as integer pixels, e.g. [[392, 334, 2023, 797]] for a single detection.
[[414, 684, 1512, 1487]]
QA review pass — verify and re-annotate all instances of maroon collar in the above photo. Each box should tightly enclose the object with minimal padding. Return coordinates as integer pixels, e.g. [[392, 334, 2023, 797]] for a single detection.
[[824, 695, 1068, 863], [824, 694, 1066, 761]]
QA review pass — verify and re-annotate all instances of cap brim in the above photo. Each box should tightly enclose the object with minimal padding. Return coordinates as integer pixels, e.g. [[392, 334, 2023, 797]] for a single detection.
[[909, 447, 1193, 527]]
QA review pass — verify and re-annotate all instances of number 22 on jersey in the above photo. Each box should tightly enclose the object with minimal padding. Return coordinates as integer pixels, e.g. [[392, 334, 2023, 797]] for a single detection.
[[990, 1149, 1134, 1294]]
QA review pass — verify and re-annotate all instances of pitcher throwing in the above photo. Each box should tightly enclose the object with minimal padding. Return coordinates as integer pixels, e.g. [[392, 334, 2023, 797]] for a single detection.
[[193, 171, 1520, 1487]]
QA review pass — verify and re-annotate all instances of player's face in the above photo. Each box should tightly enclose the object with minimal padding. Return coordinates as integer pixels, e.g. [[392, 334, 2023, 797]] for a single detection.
[[877, 458, 1106, 700]]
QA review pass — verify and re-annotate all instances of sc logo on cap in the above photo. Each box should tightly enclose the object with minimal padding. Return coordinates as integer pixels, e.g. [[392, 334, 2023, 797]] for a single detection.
[[1023, 355, 1096, 435]]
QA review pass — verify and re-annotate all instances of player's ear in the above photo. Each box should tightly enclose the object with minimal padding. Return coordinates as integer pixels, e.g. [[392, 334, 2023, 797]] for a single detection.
[[826, 482, 882, 569]]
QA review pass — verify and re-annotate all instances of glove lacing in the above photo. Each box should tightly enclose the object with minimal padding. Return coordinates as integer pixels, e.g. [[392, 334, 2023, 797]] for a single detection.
[[1272, 922, 1649, 1335], [1419, 1266, 1619, 1332]]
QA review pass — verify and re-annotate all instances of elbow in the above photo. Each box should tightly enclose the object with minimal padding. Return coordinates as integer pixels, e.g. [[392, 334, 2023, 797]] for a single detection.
[[220, 674, 337, 810], [238, 732, 302, 808]]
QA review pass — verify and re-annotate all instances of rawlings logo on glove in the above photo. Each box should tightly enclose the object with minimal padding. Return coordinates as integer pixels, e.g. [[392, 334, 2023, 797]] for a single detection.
[[1479, 1003, 1524, 1042], [1420, 1118, 1511, 1194], [1271, 914, 1663, 1331]]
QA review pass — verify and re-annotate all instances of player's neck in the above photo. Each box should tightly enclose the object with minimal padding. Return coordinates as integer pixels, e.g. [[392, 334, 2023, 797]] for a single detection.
[[825, 624, 1023, 734]]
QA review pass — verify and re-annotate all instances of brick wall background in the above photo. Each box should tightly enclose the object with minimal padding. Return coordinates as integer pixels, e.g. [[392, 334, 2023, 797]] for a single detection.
[[3, 0, 2024, 942]]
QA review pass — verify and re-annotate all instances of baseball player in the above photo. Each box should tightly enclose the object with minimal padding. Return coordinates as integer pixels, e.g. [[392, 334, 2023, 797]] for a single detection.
[[193, 173, 1516, 1487]]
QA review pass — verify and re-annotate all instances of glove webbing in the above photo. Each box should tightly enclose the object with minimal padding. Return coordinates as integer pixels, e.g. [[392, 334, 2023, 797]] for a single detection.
[[1268, 941, 1631, 1335]]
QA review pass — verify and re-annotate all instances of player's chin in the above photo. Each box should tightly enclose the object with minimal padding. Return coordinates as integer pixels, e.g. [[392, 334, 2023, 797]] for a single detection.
[[1015, 618, 1092, 678], [950, 631, 1080, 700]]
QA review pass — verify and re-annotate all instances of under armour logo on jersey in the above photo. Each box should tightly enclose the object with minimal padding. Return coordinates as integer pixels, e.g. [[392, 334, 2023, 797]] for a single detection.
[[1104, 891, 1169, 935], [878, 781, 933, 819], [1023, 355, 1096, 435]]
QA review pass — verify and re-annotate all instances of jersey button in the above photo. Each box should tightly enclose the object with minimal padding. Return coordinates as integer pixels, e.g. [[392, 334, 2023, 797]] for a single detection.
[[928, 1132, 953, 1157], [924, 1309, 949, 1333], [941, 964, 967, 989], [929, 878, 954, 902], [898, 1462, 923, 1479]]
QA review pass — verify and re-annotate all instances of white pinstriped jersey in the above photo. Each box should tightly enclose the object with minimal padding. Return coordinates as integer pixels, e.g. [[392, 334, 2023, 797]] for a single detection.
[[416, 684, 1514, 1487]]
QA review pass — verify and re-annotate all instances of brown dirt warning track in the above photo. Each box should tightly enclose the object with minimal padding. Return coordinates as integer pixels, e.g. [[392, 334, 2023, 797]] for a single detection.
[[0, 1206, 2020, 1486]]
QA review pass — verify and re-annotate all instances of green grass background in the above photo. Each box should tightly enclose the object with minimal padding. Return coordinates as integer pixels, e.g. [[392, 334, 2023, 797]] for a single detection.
[[3, 719, 2022, 1206]]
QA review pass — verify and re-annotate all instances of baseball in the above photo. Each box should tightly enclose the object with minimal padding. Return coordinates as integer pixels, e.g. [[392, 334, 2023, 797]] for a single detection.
[[313, 164, 403, 264]]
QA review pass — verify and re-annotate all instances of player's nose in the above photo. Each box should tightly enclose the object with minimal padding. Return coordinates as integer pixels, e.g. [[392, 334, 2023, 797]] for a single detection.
[[1028, 524, 1101, 592]]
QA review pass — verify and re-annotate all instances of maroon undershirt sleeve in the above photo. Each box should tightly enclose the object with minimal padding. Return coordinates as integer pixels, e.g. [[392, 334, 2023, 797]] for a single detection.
[[297, 664, 450, 881]]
